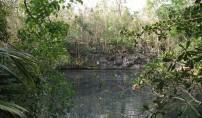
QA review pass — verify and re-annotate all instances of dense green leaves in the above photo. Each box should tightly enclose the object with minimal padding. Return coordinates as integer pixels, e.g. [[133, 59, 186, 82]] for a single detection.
[[133, 0, 202, 117], [0, 1, 8, 42], [0, 1, 39, 117], [0, 48, 38, 117], [17, 0, 76, 71], [0, 0, 83, 117]]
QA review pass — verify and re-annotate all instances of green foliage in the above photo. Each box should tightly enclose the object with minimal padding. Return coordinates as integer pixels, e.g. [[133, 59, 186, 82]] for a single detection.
[[0, 48, 39, 89], [23, 0, 82, 22], [134, 0, 202, 117], [14, 0, 82, 117], [0, 48, 38, 117], [0, 100, 28, 118], [35, 71, 74, 117], [0, 1, 40, 117], [0, 0, 83, 117], [17, 0, 83, 71], [0, 1, 8, 42], [18, 1, 69, 71]]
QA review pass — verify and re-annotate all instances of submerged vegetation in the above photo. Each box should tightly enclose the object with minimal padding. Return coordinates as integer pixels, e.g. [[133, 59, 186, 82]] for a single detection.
[[0, 0, 202, 117]]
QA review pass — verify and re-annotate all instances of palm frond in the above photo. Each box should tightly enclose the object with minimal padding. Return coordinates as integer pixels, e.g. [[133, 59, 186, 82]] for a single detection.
[[0, 48, 39, 89], [0, 64, 20, 80], [0, 100, 28, 118], [0, 47, 39, 117]]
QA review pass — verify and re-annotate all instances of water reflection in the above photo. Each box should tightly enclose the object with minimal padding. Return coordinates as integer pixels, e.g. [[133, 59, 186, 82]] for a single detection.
[[64, 70, 152, 118]]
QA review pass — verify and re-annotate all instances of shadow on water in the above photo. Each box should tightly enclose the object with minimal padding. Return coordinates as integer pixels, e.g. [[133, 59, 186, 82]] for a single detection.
[[64, 70, 152, 118]]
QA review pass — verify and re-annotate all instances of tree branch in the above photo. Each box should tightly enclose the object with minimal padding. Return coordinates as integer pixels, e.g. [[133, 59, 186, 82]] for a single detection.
[[23, 0, 35, 20], [180, 87, 202, 105]]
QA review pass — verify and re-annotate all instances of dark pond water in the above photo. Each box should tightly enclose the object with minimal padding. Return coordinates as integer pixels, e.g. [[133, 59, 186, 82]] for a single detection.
[[64, 70, 152, 118]]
